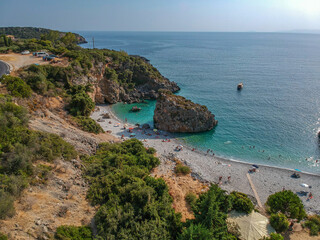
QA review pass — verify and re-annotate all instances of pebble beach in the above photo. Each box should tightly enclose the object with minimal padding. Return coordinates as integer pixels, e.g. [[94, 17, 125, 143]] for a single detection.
[[91, 105, 320, 215]]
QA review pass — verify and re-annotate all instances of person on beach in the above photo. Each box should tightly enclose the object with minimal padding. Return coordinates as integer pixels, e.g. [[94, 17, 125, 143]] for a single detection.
[[125, 118, 127, 123], [228, 176, 231, 183], [307, 192, 313, 201], [218, 176, 222, 184]]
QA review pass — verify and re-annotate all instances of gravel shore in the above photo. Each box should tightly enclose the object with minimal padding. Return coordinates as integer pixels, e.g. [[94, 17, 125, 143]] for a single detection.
[[91, 105, 320, 215]]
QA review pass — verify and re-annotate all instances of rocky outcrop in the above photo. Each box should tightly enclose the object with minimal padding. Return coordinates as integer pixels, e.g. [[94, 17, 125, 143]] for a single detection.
[[72, 61, 180, 104], [153, 91, 217, 133]]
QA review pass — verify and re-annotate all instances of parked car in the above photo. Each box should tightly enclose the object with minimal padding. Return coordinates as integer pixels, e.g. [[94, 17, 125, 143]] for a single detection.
[[43, 56, 55, 61], [33, 52, 49, 57], [21, 50, 30, 55]]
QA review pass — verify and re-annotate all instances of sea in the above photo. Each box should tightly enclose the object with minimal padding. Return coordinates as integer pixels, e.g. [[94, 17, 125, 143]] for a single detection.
[[79, 31, 320, 174]]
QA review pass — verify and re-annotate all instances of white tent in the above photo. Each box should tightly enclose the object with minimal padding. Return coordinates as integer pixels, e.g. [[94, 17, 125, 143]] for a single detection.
[[228, 211, 275, 240]]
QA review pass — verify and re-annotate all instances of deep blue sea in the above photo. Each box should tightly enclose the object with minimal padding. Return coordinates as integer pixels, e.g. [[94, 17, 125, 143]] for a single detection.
[[80, 32, 320, 173]]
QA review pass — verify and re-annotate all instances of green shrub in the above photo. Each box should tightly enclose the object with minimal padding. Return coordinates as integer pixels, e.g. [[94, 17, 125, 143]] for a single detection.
[[262, 233, 284, 240], [305, 215, 320, 236], [0, 190, 15, 219], [0, 232, 8, 240], [74, 116, 103, 134], [0, 174, 28, 197], [266, 190, 306, 220], [55, 225, 92, 240], [84, 139, 182, 239], [175, 163, 191, 175], [270, 213, 289, 233], [0, 99, 77, 222], [36, 132, 77, 161], [185, 192, 197, 209], [69, 92, 95, 117], [0, 75, 32, 98], [230, 191, 254, 214], [178, 224, 213, 240], [192, 184, 233, 239]]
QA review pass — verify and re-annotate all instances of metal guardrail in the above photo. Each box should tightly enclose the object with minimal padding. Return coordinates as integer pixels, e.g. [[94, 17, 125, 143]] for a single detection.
[[0, 60, 11, 77]]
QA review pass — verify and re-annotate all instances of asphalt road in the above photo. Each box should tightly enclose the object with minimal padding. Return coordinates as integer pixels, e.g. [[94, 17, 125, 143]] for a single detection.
[[0, 60, 10, 78]]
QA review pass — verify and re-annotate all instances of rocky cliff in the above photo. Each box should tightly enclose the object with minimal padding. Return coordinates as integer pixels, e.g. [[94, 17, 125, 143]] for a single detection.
[[153, 91, 217, 133], [70, 53, 180, 104]]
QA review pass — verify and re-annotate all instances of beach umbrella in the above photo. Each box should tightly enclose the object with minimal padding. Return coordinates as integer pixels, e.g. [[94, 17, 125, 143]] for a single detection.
[[252, 164, 259, 168], [228, 211, 275, 240], [153, 129, 158, 132], [295, 169, 302, 172], [300, 183, 309, 188], [129, 127, 134, 130]]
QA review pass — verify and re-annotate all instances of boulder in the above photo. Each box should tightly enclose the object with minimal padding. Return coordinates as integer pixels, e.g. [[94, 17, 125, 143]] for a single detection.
[[153, 91, 217, 133], [142, 123, 151, 129]]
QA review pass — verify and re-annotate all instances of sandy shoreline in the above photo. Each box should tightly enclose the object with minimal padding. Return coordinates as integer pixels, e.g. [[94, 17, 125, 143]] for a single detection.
[[91, 104, 320, 215]]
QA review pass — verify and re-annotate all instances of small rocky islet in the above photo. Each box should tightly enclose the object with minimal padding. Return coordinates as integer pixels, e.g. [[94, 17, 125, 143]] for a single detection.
[[153, 90, 218, 133]]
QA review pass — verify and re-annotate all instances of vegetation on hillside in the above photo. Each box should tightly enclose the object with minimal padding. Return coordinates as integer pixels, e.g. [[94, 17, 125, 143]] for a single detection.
[[0, 94, 77, 219], [0, 28, 315, 239], [304, 215, 320, 236], [82, 139, 182, 239], [0, 27, 86, 43], [0, 75, 32, 98], [55, 225, 92, 240]]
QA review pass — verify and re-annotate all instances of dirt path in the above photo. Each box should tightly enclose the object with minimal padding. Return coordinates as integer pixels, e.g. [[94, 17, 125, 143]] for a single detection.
[[247, 173, 264, 209]]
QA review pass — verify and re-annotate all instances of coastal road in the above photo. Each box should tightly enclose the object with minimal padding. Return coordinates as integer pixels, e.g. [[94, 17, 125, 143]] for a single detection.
[[0, 60, 10, 77]]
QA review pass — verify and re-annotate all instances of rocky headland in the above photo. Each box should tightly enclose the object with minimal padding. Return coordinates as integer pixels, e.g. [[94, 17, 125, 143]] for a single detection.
[[70, 54, 180, 104], [153, 90, 218, 132]]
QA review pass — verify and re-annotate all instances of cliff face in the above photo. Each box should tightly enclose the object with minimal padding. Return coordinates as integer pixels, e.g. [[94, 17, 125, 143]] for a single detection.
[[71, 58, 180, 104], [94, 77, 180, 104], [153, 91, 217, 133]]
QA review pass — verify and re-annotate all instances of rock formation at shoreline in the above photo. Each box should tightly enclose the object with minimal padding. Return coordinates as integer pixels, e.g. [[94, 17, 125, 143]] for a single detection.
[[153, 90, 218, 133]]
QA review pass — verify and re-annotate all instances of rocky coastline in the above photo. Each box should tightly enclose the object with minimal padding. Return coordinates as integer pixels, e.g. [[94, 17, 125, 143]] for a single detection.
[[153, 90, 218, 133]]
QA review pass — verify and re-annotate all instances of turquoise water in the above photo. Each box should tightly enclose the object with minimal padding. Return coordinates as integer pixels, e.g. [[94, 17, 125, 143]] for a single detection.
[[80, 32, 320, 173]]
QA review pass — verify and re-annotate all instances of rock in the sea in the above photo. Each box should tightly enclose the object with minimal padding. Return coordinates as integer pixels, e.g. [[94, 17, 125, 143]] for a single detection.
[[153, 91, 217, 133]]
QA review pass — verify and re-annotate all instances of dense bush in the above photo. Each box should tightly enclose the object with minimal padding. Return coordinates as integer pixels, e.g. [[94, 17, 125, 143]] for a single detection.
[[230, 191, 254, 214], [266, 190, 306, 220], [305, 215, 320, 236], [22, 64, 72, 96], [74, 116, 103, 134], [178, 224, 213, 240], [0, 75, 32, 98], [83, 139, 182, 239], [270, 213, 289, 233], [175, 163, 191, 175], [55, 225, 92, 240], [189, 184, 235, 239], [69, 92, 95, 117]]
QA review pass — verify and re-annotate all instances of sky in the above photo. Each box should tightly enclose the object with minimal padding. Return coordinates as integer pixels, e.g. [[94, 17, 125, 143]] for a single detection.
[[1, 0, 320, 32]]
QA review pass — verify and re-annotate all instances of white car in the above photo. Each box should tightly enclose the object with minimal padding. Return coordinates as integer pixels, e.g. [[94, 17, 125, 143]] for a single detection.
[[36, 52, 49, 57], [21, 50, 30, 55]]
